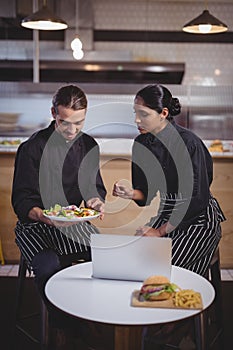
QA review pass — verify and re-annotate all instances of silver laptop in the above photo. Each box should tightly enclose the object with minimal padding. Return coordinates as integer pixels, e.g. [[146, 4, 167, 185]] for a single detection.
[[91, 234, 172, 281]]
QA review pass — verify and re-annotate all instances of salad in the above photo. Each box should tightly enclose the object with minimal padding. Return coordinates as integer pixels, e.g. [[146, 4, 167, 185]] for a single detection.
[[43, 204, 99, 220], [0, 139, 21, 145]]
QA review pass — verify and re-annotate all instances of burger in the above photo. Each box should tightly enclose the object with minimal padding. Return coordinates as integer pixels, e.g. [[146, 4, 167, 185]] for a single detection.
[[208, 139, 224, 153], [140, 275, 178, 301]]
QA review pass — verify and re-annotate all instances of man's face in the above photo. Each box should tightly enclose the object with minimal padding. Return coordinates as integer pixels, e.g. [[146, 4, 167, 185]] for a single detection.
[[52, 105, 86, 141]]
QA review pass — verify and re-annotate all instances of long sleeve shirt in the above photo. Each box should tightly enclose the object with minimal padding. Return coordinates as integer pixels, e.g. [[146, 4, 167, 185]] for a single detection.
[[12, 121, 106, 223], [132, 121, 213, 227]]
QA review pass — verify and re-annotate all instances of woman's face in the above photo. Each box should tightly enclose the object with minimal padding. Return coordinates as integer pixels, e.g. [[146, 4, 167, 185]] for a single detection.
[[134, 96, 168, 135]]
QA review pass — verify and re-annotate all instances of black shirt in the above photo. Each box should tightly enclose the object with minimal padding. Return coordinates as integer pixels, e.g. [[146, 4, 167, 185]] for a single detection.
[[12, 121, 106, 222], [132, 121, 213, 226]]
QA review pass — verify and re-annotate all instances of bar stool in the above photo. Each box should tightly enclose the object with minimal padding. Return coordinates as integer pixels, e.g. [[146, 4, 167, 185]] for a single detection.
[[12, 254, 49, 350], [195, 247, 224, 350], [12, 252, 90, 350]]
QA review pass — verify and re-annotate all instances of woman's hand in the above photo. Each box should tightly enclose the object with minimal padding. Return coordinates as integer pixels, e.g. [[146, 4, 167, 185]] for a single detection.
[[135, 222, 175, 237], [135, 226, 162, 237], [112, 182, 134, 199]]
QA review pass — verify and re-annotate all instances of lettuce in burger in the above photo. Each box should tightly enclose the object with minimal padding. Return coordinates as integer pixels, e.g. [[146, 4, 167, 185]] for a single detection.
[[140, 275, 179, 301]]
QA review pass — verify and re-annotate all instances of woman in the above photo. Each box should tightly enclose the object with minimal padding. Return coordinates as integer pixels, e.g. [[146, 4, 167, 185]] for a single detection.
[[113, 84, 225, 276]]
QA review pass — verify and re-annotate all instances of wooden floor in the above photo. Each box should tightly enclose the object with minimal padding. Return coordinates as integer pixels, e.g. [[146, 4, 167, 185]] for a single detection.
[[0, 274, 233, 350]]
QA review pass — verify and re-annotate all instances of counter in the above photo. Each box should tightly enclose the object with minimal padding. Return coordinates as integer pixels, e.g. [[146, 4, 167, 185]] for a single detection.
[[0, 152, 19, 262], [1, 137, 233, 158], [0, 138, 233, 267]]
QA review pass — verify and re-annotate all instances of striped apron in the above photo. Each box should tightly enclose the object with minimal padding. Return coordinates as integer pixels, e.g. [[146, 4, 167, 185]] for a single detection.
[[146, 193, 225, 276], [15, 220, 100, 267]]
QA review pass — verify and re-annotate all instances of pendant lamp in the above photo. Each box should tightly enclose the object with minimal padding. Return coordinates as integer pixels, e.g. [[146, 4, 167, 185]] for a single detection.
[[71, 37, 83, 51], [21, 0, 68, 31], [71, 0, 84, 60], [182, 2, 228, 34]]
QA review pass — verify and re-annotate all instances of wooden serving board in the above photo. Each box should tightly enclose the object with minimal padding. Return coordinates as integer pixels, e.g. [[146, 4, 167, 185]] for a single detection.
[[131, 290, 203, 310]]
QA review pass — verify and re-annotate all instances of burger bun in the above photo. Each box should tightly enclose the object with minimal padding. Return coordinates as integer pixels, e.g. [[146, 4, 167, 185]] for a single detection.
[[143, 275, 170, 286], [147, 291, 171, 301], [141, 275, 172, 301]]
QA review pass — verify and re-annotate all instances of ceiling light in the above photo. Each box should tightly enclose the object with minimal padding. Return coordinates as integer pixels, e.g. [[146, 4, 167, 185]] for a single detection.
[[182, 9, 228, 34], [84, 64, 100, 71], [21, 2, 68, 31], [73, 49, 84, 60], [71, 1, 84, 60], [71, 37, 83, 51]]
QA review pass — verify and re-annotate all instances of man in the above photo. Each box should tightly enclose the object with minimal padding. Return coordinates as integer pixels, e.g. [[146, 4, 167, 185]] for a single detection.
[[12, 85, 106, 347]]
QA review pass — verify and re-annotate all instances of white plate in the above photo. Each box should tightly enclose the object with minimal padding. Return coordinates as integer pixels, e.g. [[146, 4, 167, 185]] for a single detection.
[[0, 143, 20, 148], [0, 137, 27, 148], [43, 213, 100, 222]]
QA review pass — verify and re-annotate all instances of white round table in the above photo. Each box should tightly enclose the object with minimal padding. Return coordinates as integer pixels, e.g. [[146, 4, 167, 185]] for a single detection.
[[45, 262, 215, 350]]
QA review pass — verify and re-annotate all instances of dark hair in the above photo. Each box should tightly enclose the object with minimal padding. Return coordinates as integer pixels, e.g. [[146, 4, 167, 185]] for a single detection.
[[52, 85, 87, 112], [135, 84, 181, 121]]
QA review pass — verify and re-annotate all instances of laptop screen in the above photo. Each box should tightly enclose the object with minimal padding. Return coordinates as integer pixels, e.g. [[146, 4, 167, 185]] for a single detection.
[[91, 234, 172, 282]]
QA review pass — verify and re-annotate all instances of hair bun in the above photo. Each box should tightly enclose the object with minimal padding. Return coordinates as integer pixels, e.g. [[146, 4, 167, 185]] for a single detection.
[[170, 97, 181, 116]]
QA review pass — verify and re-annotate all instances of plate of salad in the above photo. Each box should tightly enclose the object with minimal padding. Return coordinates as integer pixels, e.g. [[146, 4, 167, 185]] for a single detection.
[[43, 204, 100, 222]]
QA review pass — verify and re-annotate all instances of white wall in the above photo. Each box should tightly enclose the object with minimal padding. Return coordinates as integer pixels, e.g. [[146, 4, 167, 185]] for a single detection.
[[93, 0, 233, 86], [0, 1, 232, 86]]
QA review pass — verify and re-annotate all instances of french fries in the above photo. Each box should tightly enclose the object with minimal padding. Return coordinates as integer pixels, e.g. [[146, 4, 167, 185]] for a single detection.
[[173, 289, 202, 308]]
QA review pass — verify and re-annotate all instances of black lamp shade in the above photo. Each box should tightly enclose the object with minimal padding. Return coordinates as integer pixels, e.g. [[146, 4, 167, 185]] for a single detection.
[[183, 9, 228, 34], [21, 5, 68, 31]]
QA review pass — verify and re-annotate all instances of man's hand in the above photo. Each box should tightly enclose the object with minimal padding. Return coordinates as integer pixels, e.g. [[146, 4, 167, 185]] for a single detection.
[[28, 206, 78, 227], [28, 207, 53, 225], [86, 197, 105, 219]]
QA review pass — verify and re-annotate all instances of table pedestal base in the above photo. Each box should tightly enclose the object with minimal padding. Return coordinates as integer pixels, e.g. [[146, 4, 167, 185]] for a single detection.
[[114, 325, 144, 350]]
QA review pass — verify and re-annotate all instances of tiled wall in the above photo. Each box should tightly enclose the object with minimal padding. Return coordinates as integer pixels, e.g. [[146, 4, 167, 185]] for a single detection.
[[1, 1, 232, 86], [93, 1, 232, 31], [92, 0, 233, 86]]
